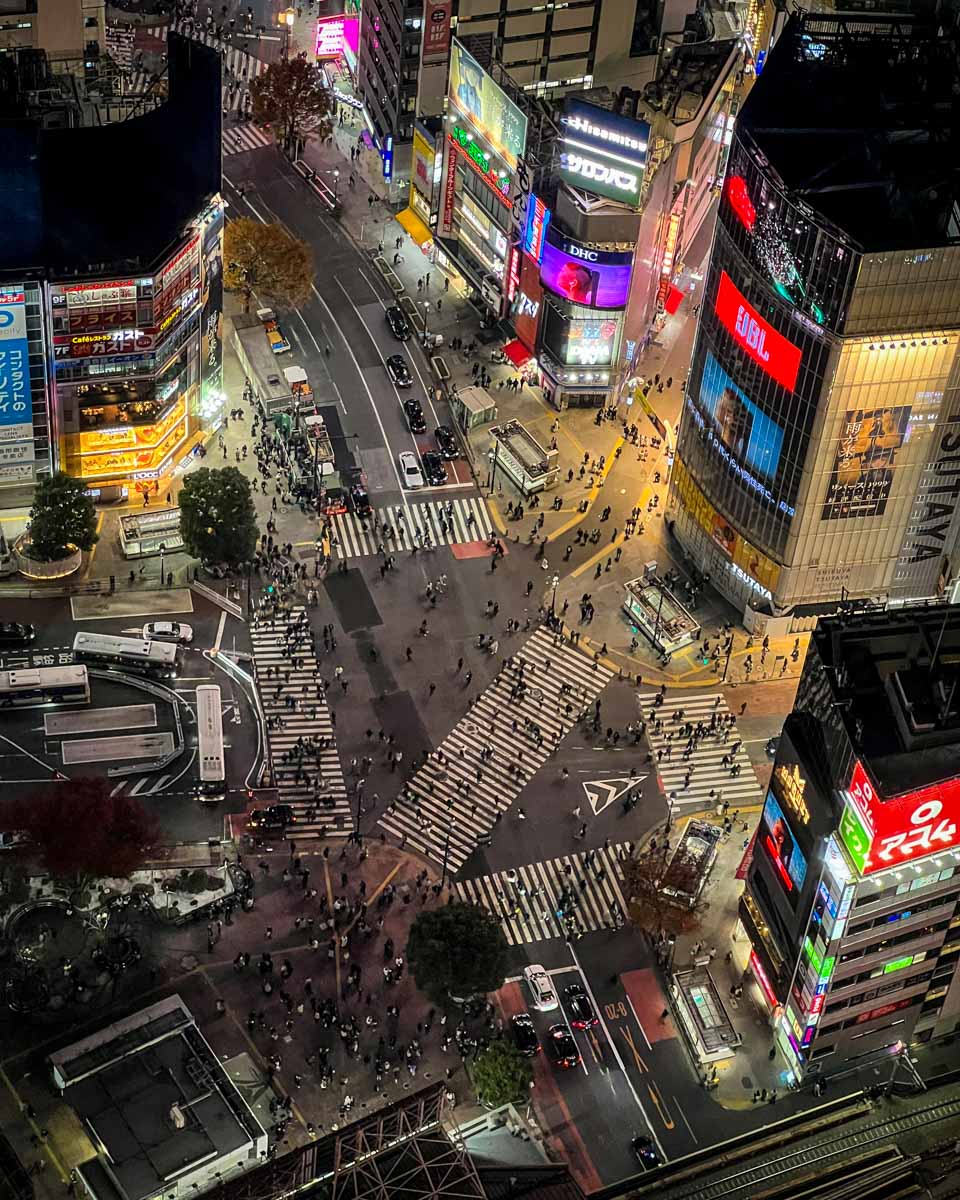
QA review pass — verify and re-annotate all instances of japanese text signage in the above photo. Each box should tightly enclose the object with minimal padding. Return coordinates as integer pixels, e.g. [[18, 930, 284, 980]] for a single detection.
[[558, 98, 648, 208], [422, 0, 451, 63], [522, 196, 550, 265], [842, 758, 960, 874], [0, 291, 34, 444], [715, 271, 802, 392]]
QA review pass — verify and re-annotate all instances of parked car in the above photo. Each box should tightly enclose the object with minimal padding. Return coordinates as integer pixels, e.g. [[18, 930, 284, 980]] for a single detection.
[[544, 1023, 580, 1069], [510, 1012, 541, 1057], [421, 451, 448, 487], [563, 983, 598, 1029], [399, 451, 424, 489], [523, 964, 558, 1012], [434, 425, 458, 459], [386, 354, 413, 387], [143, 620, 194, 645], [0, 622, 35, 647], [248, 805, 296, 832], [403, 399, 427, 434], [386, 306, 411, 341], [631, 1135, 662, 1169]]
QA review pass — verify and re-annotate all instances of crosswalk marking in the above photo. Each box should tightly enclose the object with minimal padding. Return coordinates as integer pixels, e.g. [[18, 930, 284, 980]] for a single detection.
[[456, 843, 632, 945], [331, 497, 493, 558], [223, 122, 273, 155], [377, 627, 615, 873], [142, 22, 268, 113], [638, 691, 763, 811], [249, 607, 351, 835]]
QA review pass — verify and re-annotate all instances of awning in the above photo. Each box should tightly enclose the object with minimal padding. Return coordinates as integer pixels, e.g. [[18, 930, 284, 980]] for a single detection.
[[664, 283, 686, 315], [397, 207, 434, 249], [503, 339, 532, 367]]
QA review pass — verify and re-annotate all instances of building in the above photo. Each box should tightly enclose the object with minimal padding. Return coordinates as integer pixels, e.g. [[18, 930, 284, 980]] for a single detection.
[[50, 995, 268, 1200], [0, 0, 104, 72], [357, 0, 425, 167], [0, 31, 222, 503], [667, 13, 960, 622], [739, 607, 960, 1084]]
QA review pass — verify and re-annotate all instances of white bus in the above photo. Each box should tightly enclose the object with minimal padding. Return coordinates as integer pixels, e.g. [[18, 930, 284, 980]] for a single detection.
[[0, 665, 90, 708], [196, 684, 226, 802], [72, 631, 180, 679]]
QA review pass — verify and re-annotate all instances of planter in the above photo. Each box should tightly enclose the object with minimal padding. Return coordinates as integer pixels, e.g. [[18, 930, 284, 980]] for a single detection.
[[13, 535, 82, 581]]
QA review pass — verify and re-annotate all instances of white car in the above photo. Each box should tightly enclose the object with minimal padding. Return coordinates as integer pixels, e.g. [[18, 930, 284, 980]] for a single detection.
[[523, 964, 559, 1012], [399, 450, 424, 489], [143, 620, 194, 645]]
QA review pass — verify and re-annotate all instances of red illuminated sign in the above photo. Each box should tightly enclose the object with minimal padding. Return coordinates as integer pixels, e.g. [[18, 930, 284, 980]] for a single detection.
[[848, 758, 960, 874], [749, 950, 779, 1008], [506, 246, 520, 304], [715, 271, 802, 392], [725, 175, 756, 232], [422, 0, 451, 63]]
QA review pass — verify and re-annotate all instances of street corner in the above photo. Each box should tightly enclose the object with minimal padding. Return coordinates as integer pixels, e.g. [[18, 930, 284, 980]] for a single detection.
[[620, 969, 676, 1044]]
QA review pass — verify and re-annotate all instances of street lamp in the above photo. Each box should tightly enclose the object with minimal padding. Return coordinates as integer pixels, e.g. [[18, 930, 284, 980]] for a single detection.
[[550, 573, 560, 616], [333, 169, 340, 200], [159, 542, 167, 586], [278, 8, 295, 58], [421, 300, 431, 347]]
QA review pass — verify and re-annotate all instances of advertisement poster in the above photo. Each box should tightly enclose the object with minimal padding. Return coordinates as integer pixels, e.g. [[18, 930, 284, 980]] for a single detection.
[[412, 129, 434, 203], [760, 790, 808, 900], [699, 351, 784, 484], [540, 233, 632, 309], [0, 293, 34, 445], [821, 406, 910, 521], [565, 317, 619, 366], [448, 41, 527, 172], [422, 0, 451, 63], [315, 15, 359, 60], [201, 206, 224, 408]]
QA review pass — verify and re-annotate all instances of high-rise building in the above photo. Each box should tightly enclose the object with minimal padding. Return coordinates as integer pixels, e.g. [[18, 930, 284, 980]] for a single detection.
[[667, 13, 960, 622], [740, 606, 960, 1083]]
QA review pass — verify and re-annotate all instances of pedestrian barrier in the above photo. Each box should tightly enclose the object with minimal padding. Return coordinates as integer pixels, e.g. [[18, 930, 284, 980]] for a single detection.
[[291, 159, 341, 214], [191, 579, 243, 620]]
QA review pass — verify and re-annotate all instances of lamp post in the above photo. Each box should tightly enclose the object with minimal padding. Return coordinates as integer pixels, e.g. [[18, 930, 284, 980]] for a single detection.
[[550, 573, 560, 616], [159, 542, 167, 586], [421, 300, 431, 348], [333, 169, 340, 200], [279, 7, 295, 58]]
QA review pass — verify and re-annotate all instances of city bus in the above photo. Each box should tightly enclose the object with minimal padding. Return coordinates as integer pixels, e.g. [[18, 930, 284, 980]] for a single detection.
[[72, 631, 180, 679], [195, 684, 226, 803], [0, 665, 91, 708]]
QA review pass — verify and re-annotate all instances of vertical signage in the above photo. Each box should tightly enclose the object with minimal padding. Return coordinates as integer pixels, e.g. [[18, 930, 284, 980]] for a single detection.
[[422, 0, 451, 63], [714, 270, 802, 392], [440, 145, 457, 237], [522, 196, 550, 264], [0, 291, 34, 446]]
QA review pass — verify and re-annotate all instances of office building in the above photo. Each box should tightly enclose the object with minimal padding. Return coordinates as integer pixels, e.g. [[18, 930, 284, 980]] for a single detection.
[[740, 607, 960, 1083], [667, 13, 960, 620]]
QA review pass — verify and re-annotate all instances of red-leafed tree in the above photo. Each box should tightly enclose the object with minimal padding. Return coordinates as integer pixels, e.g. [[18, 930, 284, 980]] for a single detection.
[[10, 777, 161, 885]]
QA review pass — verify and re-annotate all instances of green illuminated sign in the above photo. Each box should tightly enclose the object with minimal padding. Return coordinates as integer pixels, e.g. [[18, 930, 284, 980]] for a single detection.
[[839, 802, 872, 874], [883, 955, 913, 974], [804, 936, 823, 975], [451, 126, 510, 196], [820, 956, 835, 982]]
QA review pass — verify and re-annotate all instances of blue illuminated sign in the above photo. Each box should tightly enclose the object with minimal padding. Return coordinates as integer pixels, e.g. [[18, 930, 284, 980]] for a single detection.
[[0, 291, 33, 442]]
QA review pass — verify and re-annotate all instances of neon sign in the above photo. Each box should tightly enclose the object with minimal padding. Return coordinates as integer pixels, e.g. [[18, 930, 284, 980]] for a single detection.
[[522, 196, 550, 265], [450, 127, 510, 199], [724, 175, 756, 232], [715, 271, 802, 392]]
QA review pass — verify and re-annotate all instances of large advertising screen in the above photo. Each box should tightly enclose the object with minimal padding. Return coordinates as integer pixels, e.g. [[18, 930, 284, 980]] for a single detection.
[[760, 790, 808, 900], [559, 98, 649, 207], [821, 407, 910, 521], [448, 41, 527, 172], [699, 351, 784, 484], [0, 291, 34, 445], [540, 229, 632, 309], [315, 15, 359, 60]]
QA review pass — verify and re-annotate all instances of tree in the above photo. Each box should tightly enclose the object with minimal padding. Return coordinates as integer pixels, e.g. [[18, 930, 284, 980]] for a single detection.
[[224, 217, 313, 313], [11, 777, 160, 887], [407, 901, 510, 1004], [178, 467, 259, 567], [623, 843, 708, 942], [471, 1038, 533, 1108], [250, 56, 333, 149], [27, 472, 98, 562]]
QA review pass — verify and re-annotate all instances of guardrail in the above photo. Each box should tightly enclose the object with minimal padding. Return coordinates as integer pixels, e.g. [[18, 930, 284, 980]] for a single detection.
[[0, 578, 104, 598], [292, 159, 342, 214], [191, 579, 243, 620]]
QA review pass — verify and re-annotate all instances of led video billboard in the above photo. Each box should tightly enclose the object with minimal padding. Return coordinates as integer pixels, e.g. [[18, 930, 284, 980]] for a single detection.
[[699, 351, 785, 484], [540, 230, 632, 309]]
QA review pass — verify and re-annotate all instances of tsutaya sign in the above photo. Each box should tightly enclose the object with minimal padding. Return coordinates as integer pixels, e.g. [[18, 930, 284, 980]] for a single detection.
[[840, 758, 960, 874], [715, 270, 802, 393], [558, 98, 649, 208]]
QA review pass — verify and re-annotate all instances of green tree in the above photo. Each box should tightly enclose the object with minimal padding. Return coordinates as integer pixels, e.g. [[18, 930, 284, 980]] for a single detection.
[[224, 217, 313, 314], [27, 472, 98, 562], [407, 901, 510, 1004], [623, 843, 708, 942], [471, 1037, 533, 1108], [178, 467, 259, 567], [249, 56, 333, 149]]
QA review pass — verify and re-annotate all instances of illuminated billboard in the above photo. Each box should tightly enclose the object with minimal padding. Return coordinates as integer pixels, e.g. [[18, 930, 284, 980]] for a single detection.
[[760, 790, 808, 900], [422, 0, 451, 63], [842, 759, 960, 875], [0, 291, 34, 445], [522, 196, 550, 265], [512, 252, 542, 352], [699, 351, 784, 485], [540, 228, 632, 309], [315, 15, 359, 60], [821, 407, 910, 521], [559, 98, 649, 207], [448, 40, 527, 172], [714, 270, 802, 392]]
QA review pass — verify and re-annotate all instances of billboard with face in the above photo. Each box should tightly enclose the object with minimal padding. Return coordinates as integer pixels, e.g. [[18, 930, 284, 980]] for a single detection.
[[760, 790, 808, 901], [448, 41, 527, 172], [698, 351, 785, 485], [821, 406, 910, 520], [540, 229, 632, 309]]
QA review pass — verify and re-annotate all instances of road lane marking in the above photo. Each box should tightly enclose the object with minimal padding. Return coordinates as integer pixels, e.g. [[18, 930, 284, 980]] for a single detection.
[[625, 992, 653, 1051], [213, 611, 227, 656]]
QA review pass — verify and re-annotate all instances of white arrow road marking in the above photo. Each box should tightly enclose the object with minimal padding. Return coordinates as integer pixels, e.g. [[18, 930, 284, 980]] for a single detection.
[[582, 776, 646, 816]]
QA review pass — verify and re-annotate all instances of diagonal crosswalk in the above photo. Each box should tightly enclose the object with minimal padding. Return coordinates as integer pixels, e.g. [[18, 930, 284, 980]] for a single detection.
[[142, 22, 268, 112], [456, 843, 632, 945], [250, 606, 351, 835], [330, 497, 493, 558], [223, 122, 273, 156], [377, 627, 615, 873], [638, 690, 763, 811]]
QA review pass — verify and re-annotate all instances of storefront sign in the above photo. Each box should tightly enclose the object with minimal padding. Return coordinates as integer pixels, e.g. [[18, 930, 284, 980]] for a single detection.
[[63, 281, 136, 307], [78, 399, 185, 455], [522, 196, 550, 265], [0, 291, 33, 445], [902, 417, 960, 562], [422, 0, 451, 63], [715, 271, 801, 392], [450, 127, 510, 200], [772, 763, 811, 825], [512, 252, 542, 354], [558, 98, 648, 207], [57, 330, 155, 359], [506, 246, 520, 304], [440, 145, 458, 237], [315, 14, 359, 58]]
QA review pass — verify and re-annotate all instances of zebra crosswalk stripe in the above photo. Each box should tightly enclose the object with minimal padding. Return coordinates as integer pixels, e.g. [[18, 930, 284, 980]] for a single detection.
[[331, 497, 493, 558], [377, 627, 615, 873], [249, 607, 351, 835], [638, 690, 763, 811], [223, 123, 273, 155], [456, 843, 632, 945]]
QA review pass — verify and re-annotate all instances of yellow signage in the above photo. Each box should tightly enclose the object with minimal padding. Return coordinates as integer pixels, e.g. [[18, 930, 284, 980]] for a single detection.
[[77, 399, 185, 455], [773, 762, 811, 825], [78, 417, 186, 479]]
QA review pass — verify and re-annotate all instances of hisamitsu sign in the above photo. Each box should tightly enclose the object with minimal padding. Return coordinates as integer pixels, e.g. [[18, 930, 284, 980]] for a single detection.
[[715, 270, 802, 393], [558, 98, 649, 208]]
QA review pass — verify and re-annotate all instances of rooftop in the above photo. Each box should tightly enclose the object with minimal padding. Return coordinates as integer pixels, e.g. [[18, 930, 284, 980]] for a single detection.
[[738, 13, 960, 251]]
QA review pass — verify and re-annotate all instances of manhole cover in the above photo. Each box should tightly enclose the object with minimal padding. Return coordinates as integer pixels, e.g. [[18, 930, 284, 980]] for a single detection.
[[463, 722, 479, 735], [529, 687, 543, 700]]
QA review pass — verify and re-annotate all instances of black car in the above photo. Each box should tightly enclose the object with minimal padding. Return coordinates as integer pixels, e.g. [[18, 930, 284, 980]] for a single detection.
[[350, 484, 372, 518], [0, 622, 35, 647], [510, 1013, 540, 1056], [386, 354, 413, 387], [403, 399, 427, 434], [434, 425, 458, 459], [422, 451, 448, 487], [248, 804, 296, 832], [631, 1135, 662, 1170], [544, 1023, 580, 1069], [765, 736, 780, 760], [564, 983, 598, 1029], [386, 306, 411, 341]]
